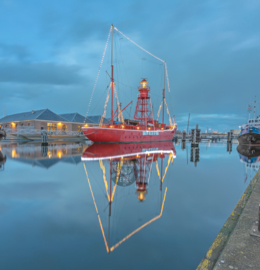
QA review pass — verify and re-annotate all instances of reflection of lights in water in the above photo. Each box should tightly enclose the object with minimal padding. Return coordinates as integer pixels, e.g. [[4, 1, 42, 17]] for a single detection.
[[48, 151, 52, 159], [137, 191, 146, 202], [58, 151, 62, 159], [12, 149, 16, 158]]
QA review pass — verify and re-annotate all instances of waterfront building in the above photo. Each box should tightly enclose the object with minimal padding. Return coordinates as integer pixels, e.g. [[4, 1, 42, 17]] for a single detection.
[[0, 109, 107, 141]]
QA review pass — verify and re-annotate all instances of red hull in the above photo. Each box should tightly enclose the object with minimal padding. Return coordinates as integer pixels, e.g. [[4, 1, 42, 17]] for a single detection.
[[82, 126, 176, 143], [81, 141, 176, 161]]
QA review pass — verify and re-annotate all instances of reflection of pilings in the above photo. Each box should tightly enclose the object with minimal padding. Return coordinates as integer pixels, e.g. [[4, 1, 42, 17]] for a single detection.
[[182, 131, 186, 141], [41, 145, 48, 157], [181, 141, 186, 150], [191, 124, 201, 147], [41, 131, 48, 146], [190, 145, 200, 167], [227, 142, 232, 154], [0, 151, 7, 171], [227, 131, 233, 143]]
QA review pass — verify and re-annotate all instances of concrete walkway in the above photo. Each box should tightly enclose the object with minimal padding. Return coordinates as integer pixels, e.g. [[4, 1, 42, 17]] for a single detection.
[[213, 175, 260, 270], [197, 170, 260, 270]]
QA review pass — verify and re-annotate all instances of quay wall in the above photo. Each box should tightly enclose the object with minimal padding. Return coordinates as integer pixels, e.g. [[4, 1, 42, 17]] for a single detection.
[[197, 169, 260, 270]]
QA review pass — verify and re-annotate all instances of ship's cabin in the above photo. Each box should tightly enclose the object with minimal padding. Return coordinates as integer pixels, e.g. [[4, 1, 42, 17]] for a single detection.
[[248, 118, 260, 124]]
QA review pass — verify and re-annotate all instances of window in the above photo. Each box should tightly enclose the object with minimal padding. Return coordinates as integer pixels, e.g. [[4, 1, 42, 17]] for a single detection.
[[54, 124, 57, 132], [77, 126, 82, 132], [28, 123, 31, 126], [62, 125, 67, 131], [21, 123, 24, 126], [47, 123, 54, 131]]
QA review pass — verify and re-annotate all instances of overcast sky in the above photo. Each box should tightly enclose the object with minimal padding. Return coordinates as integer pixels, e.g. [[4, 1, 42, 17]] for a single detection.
[[0, 0, 259, 132]]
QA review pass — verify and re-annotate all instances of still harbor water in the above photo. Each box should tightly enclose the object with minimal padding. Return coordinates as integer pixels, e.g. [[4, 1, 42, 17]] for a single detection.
[[0, 140, 255, 270]]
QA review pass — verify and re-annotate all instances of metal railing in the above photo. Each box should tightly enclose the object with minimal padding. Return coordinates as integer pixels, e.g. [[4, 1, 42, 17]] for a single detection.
[[4, 128, 84, 136]]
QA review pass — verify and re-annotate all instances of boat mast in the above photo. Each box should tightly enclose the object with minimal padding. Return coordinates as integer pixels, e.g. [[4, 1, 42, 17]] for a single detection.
[[254, 96, 256, 119], [111, 24, 114, 125], [162, 62, 165, 125]]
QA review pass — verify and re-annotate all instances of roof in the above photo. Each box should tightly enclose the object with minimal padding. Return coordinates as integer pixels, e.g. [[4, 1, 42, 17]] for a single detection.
[[87, 115, 110, 124], [60, 112, 95, 124], [0, 109, 68, 123], [60, 113, 109, 124]]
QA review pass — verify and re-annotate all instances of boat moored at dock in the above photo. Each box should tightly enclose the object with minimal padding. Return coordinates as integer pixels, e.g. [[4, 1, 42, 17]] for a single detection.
[[82, 25, 176, 143]]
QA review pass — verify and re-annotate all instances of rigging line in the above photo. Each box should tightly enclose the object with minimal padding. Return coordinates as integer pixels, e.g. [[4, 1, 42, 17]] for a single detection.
[[114, 27, 164, 63], [83, 162, 109, 253], [90, 84, 111, 115], [110, 187, 168, 252], [114, 79, 133, 89], [111, 158, 124, 202], [114, 26, 171, 94], [88, 165, 107, 197], [84, 27, 111, 123]]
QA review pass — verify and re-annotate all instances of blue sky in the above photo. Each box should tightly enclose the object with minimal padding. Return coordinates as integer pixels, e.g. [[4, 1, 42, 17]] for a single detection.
[[0, 0, 259, 132]]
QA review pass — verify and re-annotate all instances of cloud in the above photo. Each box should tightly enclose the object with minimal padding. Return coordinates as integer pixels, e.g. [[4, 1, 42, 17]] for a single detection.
[[0, 61, 84, 85], [0, 43, 30, 61], [232, 36, 260, 51]]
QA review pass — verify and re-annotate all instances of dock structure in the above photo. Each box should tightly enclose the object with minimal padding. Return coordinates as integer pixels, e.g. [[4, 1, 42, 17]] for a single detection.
[[197, 169, 260, 270]]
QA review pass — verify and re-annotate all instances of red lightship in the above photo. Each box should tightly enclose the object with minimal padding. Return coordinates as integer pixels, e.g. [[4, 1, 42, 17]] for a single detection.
[[82, 25, 177, 143]]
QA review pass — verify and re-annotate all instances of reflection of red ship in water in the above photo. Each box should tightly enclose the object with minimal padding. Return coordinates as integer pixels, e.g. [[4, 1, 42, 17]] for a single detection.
[[82, 142, 176, 253], [82, 141, 176, 201]]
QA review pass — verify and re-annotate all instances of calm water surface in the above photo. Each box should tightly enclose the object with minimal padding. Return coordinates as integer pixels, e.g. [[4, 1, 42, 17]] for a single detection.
[[0, 140, 255, 270]]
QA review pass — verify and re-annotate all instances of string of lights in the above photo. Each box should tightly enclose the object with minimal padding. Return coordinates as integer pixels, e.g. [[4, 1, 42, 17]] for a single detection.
[[113, 84, 124, 122], [99, 160, 110, 202], [157, 101, 163, 121], [164, 99, 173, 126], [156, 160, 161, 179], [84, 28, 111, 123], [164, 62, 171, 93], [99, 83, 111, 126], [162, 154, 173, 183]]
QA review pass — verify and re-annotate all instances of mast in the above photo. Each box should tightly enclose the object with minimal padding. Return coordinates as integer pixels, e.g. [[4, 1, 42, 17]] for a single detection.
[[254, 96, 256, 119], [162, 62, 165, 125], [111, 24, 114, 125]]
